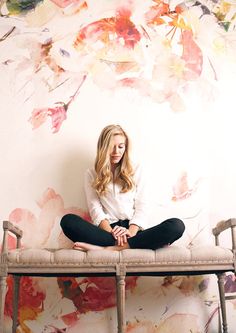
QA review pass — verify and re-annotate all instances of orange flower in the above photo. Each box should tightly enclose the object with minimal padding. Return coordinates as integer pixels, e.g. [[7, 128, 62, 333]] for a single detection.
[[74, 8, 141, 50]]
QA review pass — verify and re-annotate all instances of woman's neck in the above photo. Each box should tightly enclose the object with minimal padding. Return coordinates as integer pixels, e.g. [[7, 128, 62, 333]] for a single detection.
[[111, 164, 119, 175]]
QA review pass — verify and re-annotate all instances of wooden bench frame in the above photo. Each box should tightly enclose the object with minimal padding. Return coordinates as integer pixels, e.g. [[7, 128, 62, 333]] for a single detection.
[[1, 218, 236, 333]]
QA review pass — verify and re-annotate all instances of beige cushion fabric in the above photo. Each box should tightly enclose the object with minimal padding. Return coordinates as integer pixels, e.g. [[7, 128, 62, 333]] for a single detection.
[[8, 249, 52, 264], [86, 249, 120, 263], [7, 245, 233, 265], [54, 249, 86, 263], [190, 245, 233, 262]]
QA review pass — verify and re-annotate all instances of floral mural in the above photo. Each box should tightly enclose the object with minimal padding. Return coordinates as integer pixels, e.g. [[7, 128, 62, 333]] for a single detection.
[[2, 181, 235, 332], [1, 0, 236, 132], [1, 0, 236, 332]]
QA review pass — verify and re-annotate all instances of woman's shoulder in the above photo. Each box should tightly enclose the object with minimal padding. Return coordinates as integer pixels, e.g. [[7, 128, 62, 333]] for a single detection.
[[84, 167, 96, 180], [132, 163, 145, 181], [132, 162, 143, 174]]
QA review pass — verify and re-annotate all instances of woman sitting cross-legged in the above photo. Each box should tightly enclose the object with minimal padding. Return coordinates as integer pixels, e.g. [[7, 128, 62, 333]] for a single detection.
[[60, 124, 185, 251]]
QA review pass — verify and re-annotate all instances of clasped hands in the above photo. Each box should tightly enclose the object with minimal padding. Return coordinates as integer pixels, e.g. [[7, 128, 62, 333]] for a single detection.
[[112, 225, 134, 246]]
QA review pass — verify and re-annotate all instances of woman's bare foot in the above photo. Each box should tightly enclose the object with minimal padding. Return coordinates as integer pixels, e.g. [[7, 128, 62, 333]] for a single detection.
[[73, 242, 105, 251], [73, 241, 130, 251]]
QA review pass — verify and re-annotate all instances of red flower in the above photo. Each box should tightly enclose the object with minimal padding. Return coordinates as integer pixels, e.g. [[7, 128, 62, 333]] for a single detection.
[[5, 276, 45, 318], [115, 8, 141, 48], [57, 276, 138, 313]]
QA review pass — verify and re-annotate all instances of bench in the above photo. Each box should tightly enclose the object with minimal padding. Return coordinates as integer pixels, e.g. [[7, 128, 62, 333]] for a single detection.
[[1, 218, 236, 333]]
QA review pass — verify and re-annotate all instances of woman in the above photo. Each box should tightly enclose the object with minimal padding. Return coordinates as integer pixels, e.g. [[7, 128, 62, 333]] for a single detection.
[[60, 124, 185, 251]]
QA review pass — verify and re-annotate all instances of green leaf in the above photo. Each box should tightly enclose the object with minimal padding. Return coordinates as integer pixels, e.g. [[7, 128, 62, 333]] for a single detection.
[[6, 0, 43, 15]]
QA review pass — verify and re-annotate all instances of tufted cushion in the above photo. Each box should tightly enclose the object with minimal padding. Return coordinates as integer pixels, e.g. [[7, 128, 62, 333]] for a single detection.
[[7, 245, 233, 266]]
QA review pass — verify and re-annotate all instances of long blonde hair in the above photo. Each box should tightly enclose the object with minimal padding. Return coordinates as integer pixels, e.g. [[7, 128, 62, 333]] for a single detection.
[[93, 124, 134, 195]]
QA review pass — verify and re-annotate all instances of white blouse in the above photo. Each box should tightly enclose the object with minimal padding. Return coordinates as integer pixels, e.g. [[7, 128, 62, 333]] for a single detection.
[[84, 165, 148, 229]]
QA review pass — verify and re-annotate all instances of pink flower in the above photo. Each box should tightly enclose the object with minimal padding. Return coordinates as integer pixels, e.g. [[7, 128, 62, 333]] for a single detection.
[[29, 108, 48, 130], [172, 171, 201, 201], [181, 30, 203, 80], [29, 74, 86, 133], [48, 103, 67, 133], [29, 103, 67, 133], [8, 188, 90, 249]]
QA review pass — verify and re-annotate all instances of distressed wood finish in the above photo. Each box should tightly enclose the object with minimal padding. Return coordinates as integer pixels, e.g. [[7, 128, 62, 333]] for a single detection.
[[1, 218, 236, 333]]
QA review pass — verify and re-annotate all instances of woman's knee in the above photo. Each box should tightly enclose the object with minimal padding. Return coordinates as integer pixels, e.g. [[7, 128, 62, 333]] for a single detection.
[[171, 218, 185, 237], [60, 214, 76, 231]]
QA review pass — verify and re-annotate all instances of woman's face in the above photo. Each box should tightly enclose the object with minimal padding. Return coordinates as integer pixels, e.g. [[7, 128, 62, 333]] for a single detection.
[[110, 134, 126, 166]]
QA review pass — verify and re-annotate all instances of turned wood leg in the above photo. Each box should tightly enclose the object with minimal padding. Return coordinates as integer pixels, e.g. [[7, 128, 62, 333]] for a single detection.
[[217, 273, 228, 333], [12, 276, 21, 333], [116, 274, 126, 333], [0, 276, 7, 333], [218, 304, 222, 333]]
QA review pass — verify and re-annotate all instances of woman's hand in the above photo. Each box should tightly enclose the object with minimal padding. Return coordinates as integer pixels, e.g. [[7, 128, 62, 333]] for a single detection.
[[112, 224, 140, 246], [112, 226, 132, 246]]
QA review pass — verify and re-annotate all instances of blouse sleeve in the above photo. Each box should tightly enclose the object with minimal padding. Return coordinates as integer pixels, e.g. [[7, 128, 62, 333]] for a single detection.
[[129, 165, 149, 230], [84, 169, 111, 226]]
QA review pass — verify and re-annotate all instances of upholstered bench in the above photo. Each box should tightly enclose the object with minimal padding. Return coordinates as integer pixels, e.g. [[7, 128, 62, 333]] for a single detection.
[[1, 219, 236, 333]]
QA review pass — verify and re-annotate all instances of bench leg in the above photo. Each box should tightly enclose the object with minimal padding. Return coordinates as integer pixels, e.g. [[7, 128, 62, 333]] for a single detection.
[[12, 276, 21, 333], [217, 273, 228, 333], [116, 274, 126, 333], [0, 276, 7, 333]]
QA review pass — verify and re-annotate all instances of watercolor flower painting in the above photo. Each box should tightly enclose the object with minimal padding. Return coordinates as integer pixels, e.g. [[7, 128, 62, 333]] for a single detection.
[[2, 183, 219, 332], [1, 0, 236, 132], [1, 1, 236, 332]]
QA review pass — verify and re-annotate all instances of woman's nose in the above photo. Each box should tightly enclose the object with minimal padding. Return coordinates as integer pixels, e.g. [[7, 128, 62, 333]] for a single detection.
[[113, 146, 119, 154]]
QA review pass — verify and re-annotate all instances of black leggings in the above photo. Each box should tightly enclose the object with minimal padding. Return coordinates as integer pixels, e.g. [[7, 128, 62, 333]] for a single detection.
[[60, 214, 185, 250]]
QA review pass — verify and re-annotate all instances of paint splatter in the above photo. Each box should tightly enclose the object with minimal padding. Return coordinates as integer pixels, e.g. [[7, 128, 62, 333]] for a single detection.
[[172, 171, 201, 201], [57, 275, 138, 313], [126, 313, 200, 332], [224, 274, 236, 293]]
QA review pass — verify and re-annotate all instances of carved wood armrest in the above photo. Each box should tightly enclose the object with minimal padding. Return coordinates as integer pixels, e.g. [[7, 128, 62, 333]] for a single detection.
[[1, 220, 23, 253], [212, 218, 236, 252], [212, 218, 236, 236]]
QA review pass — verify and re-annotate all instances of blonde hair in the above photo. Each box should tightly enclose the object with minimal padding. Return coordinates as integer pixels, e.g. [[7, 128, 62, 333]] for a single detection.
[[93, 124, 134, 195]]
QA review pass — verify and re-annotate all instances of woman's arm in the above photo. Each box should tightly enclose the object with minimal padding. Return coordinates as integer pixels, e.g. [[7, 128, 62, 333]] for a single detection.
[[99, 219, 113, 232], [129, 165, 149, 230], [84, 169, 112, 226]]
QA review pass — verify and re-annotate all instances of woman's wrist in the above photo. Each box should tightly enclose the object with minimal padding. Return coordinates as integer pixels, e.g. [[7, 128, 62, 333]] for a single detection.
[[128, 224, 139, 237], [99, 219, 113, 233]]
